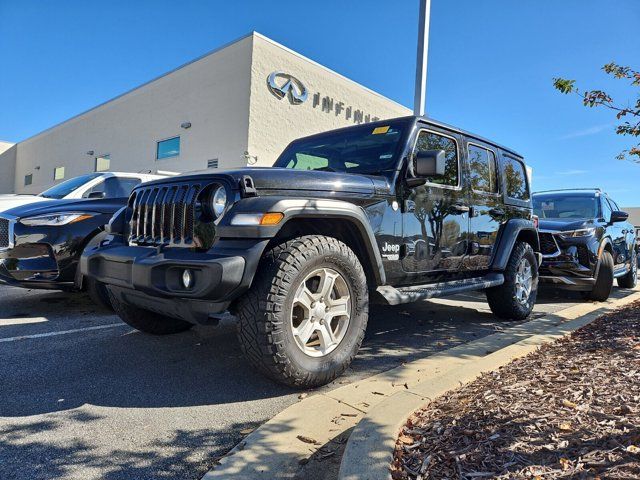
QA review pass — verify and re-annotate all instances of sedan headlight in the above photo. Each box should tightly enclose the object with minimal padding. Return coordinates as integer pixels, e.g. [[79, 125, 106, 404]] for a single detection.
[[210, 185, 227, 219], [20, 213, 96, 226], [558, 227, 596, 239]]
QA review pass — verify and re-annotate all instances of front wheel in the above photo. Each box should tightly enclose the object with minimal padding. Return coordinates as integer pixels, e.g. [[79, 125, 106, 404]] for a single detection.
[[235, 235, 368, 388], [584, 251, 614, 301], [486, 241, 538, 320]]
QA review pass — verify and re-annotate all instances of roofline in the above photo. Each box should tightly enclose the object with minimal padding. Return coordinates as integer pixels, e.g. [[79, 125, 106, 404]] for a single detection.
[[20, 31, 410, 146], [288, 115, 523, 159], [533, 188, 603, 195]]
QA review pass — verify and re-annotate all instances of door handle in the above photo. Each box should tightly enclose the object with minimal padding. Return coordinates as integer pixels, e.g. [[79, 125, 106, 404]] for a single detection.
[[452, 203, 470, 213]]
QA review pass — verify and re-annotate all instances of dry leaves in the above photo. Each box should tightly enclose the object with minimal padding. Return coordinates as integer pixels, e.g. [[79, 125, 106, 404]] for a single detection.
[[391, 300, 640, 479]]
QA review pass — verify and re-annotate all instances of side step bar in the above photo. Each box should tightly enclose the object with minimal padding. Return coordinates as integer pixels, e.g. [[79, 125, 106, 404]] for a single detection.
[[376, 272, 505, 306]]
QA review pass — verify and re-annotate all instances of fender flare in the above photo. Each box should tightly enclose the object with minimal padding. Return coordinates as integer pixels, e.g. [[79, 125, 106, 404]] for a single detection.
[[217, 197, 387, 285], [490, 218, 539, 271]]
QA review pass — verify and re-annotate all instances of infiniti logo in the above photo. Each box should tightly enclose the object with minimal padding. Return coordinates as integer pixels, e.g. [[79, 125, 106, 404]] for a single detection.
[[267, 71, 308, 105]]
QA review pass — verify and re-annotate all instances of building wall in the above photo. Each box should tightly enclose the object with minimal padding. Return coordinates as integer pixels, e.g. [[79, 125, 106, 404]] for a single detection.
[[13, 35, 254, 194], [247, 33, 411, 167], [0, 142, 17, 193]]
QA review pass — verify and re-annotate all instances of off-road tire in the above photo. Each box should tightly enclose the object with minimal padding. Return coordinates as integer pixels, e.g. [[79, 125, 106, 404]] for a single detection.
[[85, 277, 113, 310], [107, 288, 193, 335], [235, 235, 368, 388], [617, 249, 637, 289], [585, 251, 614, 301], [486, 241, 538, 320]]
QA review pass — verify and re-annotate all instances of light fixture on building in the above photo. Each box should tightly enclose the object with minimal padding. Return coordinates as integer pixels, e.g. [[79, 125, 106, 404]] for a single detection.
[[35, 166, 40, 170], [86, 150, 95, 156], [244, 151, 258, 165], [180, 122, 192, 129]]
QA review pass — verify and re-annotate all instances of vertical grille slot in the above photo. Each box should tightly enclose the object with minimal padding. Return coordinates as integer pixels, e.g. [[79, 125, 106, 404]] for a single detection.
[[0, 218, 9, 248], [128, 182, 201, 247]]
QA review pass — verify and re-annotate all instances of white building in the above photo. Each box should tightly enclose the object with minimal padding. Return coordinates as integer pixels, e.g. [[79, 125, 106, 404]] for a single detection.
[[0, 32, 410, 195]]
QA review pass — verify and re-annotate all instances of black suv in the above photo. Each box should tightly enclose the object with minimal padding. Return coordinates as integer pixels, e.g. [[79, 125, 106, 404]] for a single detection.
[[82, 116, 541, 387], [533, 189, 637, 300]]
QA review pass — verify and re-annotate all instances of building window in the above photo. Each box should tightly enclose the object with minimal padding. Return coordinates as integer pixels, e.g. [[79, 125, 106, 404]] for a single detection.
[[54, 166, 65, 181], [24, 174, 33, 186], [95, 154, 111, 172], [207, 158, 219, 169], [157, 136, 180, 160]]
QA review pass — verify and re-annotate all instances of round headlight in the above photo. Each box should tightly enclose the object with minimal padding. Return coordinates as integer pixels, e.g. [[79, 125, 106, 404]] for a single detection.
[[211, 185, 227, 218]]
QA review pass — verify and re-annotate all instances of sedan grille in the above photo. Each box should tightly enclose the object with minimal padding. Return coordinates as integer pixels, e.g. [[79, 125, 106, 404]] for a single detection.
[[128, 183, 201, 246], [0, 218, 9, 248], [539, 232, 559, 256]]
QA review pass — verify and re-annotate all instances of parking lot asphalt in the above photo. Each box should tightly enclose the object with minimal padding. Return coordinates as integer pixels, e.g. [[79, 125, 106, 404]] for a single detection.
[[0, 284, 635, 480]]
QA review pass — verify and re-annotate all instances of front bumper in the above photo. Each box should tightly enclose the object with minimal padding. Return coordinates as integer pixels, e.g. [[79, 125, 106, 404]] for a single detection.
[[538, 234, 599, 290], [80, 239, 268, 322], [0, 243, 73, 289]]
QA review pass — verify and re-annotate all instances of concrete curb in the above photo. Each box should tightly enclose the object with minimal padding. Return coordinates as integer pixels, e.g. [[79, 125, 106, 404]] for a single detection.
[[337, 289, 640, 480], [202, 289, 640, 479]]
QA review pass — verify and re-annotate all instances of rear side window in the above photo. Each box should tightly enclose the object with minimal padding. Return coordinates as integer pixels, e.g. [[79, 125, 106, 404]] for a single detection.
[[414, 131, 459, 187], [468, 144, 498, 193], [503, 156, 529, 200]]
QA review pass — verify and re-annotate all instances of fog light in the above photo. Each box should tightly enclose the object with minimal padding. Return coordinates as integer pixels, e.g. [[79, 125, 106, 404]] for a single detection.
[[182, 269, 194, 289]]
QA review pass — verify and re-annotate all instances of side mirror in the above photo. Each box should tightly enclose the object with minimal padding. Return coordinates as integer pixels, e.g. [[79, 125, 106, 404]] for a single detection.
[[610, 210, 628, 223], [87, 191, 105, 199], [415, 149, 446, 177]]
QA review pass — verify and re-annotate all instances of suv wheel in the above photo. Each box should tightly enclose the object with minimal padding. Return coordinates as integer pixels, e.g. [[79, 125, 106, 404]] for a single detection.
[[235, 235, 368, 388], [617, 249, 637, 289], [486, 241, 538, 320], [584, 250, 614, 301], [85, 277, 113, 311], [108, 289, 194, 335]]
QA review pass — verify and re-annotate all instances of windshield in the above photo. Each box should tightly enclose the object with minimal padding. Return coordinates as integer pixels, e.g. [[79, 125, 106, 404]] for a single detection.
[[273, 122, 407, 175], [39, 173, 103, 199], [533, 193, 600, 219]]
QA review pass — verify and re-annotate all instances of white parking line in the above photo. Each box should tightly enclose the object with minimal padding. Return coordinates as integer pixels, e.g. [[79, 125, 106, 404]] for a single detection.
[[0, 317, 48, 326], [0, 323, 128, 343]]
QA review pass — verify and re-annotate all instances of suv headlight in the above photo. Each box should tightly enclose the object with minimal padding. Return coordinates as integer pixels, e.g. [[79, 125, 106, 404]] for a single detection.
[[20, 213, 96, 226], [210, 185, 227, 219], [558, 227, 596, 239]]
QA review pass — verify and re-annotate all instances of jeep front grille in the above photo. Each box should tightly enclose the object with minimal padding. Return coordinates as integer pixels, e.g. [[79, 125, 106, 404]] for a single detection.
[[539, 232, 560, 256], [128, 183, 201, 246], [0, 218, 10, 248]]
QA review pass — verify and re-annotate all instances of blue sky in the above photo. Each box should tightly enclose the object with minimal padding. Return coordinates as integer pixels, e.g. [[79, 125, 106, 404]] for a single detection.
[[1, 0, 638, 204]]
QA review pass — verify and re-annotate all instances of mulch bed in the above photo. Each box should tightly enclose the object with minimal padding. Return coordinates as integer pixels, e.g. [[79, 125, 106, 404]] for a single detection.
[[392, 301, 640, 479]]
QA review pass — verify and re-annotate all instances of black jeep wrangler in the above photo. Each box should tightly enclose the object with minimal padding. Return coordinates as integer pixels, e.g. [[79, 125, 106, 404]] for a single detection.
[[82, 116, 540, 387]]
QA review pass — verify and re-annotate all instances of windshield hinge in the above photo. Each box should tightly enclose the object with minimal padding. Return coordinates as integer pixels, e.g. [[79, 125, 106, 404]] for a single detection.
[[240, 175, 258, 197]]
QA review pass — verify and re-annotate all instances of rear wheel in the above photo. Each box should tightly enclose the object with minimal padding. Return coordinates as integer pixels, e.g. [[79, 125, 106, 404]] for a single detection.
[[235, 235, 368, 388], [486, 241, 538, 320], [584, 251, 614, 301], [108, 288, 193, 335], [617, 249, 637, 289]]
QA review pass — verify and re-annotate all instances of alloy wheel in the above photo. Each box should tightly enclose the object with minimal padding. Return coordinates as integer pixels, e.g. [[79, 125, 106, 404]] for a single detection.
[[290, 267, 351, 357], [515, 258, 533, 305]]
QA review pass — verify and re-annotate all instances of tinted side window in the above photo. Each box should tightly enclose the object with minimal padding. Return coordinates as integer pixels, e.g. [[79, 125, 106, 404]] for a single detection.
[[415, 131, 459, 187], [84, 177, 141, 199], [468, 145, 498, 193], [503, 157, 529, 200], [601, 196, 612, 221]]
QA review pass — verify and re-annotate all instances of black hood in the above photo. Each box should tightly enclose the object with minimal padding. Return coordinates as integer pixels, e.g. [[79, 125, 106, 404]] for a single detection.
[[3, 197, 127, 218], [140, 167, 390, 195], [538, 218, 595, 232]]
